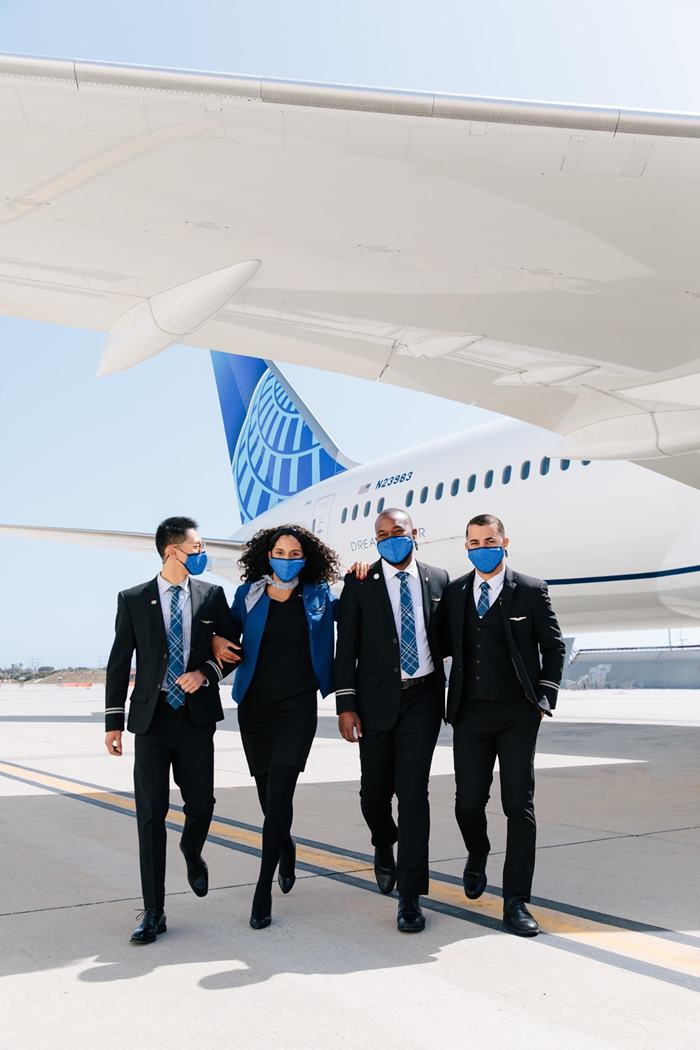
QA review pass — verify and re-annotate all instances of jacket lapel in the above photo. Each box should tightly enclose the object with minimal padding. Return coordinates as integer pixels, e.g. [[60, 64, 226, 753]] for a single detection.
[[416, 560, 432, 628], [500, 565, 516, 617], [189, 578, 206, 644], [146, 577, 167, 646], [369, 559, 396, 633], [499, 567, 536, 703], [456, 570, 474, 645]]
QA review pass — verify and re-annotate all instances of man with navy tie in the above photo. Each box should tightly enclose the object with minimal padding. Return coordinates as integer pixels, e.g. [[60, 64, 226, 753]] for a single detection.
[[441, 514, 565, 936], [104, 516, 238, 944], [335, 509, 448, 933]]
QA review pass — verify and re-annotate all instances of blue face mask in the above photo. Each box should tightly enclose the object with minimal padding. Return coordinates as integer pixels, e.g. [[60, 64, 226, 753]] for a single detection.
[[377, 535, 414, 566], [184, 551, 208, 576], [270, 556, 305, 582], [468, 546, 505, 574]]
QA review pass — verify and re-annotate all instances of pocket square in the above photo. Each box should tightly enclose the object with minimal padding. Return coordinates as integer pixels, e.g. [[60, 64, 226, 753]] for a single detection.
[[510, 616, 527, 621], [201, 619, 214, 624]]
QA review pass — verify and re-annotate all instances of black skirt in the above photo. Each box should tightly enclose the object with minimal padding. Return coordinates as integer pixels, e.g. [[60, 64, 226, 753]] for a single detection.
[[237, 689, 318, 776]]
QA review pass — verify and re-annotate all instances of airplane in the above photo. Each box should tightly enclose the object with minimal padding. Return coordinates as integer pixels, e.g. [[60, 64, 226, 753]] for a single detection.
[[2, 52, 700, 633], [4, 351, 700, 636]]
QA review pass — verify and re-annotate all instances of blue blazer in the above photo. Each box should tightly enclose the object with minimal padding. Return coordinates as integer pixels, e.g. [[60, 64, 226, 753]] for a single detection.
[[229, 581, 337, 704]]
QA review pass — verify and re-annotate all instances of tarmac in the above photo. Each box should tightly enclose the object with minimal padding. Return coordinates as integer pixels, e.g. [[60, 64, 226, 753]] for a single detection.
[[1, 684, 699, 1050]]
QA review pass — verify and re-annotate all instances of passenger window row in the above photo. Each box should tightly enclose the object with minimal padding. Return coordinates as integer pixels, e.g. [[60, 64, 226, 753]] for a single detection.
[[339, 459, 591, 522]]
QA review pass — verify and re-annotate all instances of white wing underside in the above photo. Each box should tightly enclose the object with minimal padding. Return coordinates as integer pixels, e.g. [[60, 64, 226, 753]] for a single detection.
[[3, 53, 700, 484]]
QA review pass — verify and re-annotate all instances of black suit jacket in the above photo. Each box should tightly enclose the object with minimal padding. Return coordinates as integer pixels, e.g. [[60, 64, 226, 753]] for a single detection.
[[441, 566, 565, 725], [105, 577, 237, 734], [334, 558, 449, 732]]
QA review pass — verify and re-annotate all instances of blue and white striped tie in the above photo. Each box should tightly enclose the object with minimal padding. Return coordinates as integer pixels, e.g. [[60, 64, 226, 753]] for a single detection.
[[477, 580, 491, 619], [165, 585, 186, 709], [397, 571, 420, 677]]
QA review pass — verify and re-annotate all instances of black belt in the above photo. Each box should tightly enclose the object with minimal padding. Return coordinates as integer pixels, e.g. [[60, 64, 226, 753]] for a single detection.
[[400, 672, 435, 691]]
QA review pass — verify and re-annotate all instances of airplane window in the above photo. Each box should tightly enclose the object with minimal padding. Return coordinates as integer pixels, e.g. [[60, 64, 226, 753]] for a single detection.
[[502, 465, 512, 484], [451, 478, 460, 496], [435, 481, 444, 500], [484, 469, 494, 489], [582, 460, 591, 466], [341, 508, 347, 524], [520, 460, 530, 480], [467, 474, 476, 492], [419, 485, 429, 504], [351, 504, 358, 520], [540, 456, 550, 476], [405, 490, 414, 507], [560, 459, 571, 471], [377, 497, 385, 513], [363, 501, 371, 517]]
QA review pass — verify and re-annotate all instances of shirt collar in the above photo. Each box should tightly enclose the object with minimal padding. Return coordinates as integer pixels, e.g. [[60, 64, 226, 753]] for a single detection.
[[382, 556, 418, 581], [474, 564, 505, 589], [158, 572, 190, 595]]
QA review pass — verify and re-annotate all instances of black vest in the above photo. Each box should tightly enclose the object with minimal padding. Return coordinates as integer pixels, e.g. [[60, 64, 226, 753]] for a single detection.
[[463, 588, 525, 702]]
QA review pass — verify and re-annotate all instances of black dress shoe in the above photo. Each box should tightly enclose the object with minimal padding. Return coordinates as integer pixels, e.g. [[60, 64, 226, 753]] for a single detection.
[[462, 853, 488, 900], [503, 897, 539, 937], [181, 849, 208, 897], [374, 845, 397, 895], [130, 909, 166, 945], [397, 895, 425, 933], [278, 839, 296, 895]]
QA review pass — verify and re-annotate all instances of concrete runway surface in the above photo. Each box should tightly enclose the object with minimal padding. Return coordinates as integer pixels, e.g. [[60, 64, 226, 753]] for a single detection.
[[1, 684, 699, 1050]]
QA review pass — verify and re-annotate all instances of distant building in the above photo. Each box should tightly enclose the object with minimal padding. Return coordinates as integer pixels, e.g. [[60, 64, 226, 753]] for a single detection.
[[566, 646, 700, 689]]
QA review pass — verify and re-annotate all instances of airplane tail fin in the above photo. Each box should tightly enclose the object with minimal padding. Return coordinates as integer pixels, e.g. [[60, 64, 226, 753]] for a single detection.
[[210, 352, 356, 524]]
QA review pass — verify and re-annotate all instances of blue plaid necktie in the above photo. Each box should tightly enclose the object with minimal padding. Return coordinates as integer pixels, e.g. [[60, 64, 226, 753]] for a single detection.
[[165, 585, 186, 709], [397, 571, 420, 677], [477, 580, 491, 619]]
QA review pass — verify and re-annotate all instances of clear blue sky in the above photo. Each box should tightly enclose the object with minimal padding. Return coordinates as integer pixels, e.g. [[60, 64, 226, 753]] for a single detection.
[[2, 0, 700, 665]]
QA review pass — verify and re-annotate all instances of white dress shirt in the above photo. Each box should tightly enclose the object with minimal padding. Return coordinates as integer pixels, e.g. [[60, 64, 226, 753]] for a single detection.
[[382, 557, 434, 679], [472, 563, 506, 612], [158, 573, 193, 668]]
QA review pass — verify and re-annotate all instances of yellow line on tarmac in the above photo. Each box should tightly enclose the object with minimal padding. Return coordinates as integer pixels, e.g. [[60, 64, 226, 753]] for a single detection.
[[2, 760, 700, 983]]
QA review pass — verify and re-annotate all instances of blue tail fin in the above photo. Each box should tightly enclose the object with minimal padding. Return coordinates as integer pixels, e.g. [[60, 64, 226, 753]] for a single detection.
[[210, 352, 354, 524]]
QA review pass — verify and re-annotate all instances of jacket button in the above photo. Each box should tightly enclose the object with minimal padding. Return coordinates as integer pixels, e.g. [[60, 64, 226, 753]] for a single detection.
[[394, 667, 399, 673], [392, 638, 398, 644]]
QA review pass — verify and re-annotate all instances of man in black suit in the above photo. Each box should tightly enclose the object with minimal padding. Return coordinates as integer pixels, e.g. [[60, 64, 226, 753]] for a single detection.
[[335, 508, 448, 933], [441, 513, 565, 936], [104, 516, 238, 944]]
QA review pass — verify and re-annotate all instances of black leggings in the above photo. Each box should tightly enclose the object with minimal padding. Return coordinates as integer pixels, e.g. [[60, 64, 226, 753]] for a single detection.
[[254, 765, 300, 891]]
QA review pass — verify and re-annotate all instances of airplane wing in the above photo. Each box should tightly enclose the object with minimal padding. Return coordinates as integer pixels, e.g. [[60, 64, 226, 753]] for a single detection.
[[0, 525, 244, 582], [3, 53, 700, 484]]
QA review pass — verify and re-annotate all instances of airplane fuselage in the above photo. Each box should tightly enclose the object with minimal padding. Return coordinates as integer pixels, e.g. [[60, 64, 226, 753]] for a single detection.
[[232, 419, 700, 633]]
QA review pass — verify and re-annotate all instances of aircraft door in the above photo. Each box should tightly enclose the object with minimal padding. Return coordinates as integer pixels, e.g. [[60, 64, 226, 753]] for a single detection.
[[311, 494, 335, 541]]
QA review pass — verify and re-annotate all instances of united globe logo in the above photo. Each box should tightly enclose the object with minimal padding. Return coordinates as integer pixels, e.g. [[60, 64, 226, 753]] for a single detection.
[[233, 370, 344, 522]]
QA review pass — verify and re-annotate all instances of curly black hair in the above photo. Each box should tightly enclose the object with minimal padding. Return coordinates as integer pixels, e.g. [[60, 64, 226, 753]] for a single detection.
[[237, 524, 341, 585]]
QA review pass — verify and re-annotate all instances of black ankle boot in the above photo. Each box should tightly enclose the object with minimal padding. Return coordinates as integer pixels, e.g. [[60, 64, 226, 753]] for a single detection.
[[250, 884, 272, 930], [278, 838, 296, 895]]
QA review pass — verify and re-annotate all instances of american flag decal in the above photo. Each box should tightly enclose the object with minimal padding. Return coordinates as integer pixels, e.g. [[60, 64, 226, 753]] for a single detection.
[[357, 482, 372, 494]]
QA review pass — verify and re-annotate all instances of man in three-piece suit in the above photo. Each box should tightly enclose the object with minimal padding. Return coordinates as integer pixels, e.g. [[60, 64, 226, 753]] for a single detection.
[[335, 508, 449, 933], [441, 513, 565, 936], [104, 516, 238, 944]]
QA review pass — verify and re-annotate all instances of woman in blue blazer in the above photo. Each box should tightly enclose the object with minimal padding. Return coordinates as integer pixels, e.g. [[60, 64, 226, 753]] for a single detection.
[[212, 524, 341, 930]]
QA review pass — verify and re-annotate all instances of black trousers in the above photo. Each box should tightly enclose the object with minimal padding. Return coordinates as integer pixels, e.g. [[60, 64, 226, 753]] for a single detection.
[[358, 678, 442, 896], [453, 699, 541, 901], [133, 701, 216, 911]]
